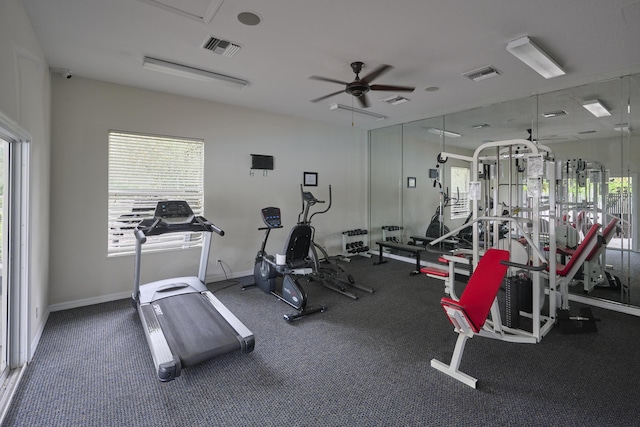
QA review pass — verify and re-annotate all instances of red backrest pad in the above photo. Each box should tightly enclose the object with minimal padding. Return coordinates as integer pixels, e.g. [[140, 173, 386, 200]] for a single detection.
[[585, 218, 618, 261], [602, 217, 619, 242], [557, 223, 600, 275], [441, 248, 510, 332]]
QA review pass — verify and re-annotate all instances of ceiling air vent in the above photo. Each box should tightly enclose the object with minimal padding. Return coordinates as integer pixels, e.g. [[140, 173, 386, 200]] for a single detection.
[[383, 95, 409, 105], [462, 66, 501, 82], [202, 36, 241, 58]]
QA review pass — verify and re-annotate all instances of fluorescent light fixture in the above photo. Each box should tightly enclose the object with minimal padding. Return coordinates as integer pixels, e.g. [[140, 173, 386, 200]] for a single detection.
[[582, 99, 611, 117], [329, 104, 386, 120], [506, 36, 565, 79], [142, 57, 248, 88], [542, 110, 567, 118], [472, 123, 491, 129], [427, 127, 462, 138]]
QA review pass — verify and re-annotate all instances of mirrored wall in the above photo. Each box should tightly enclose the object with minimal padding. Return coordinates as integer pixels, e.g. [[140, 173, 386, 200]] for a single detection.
[[370, 73, 639, 309]]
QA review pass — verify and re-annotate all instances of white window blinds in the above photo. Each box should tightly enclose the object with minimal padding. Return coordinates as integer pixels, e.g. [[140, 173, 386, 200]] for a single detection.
[[108, 130, 204, 256]]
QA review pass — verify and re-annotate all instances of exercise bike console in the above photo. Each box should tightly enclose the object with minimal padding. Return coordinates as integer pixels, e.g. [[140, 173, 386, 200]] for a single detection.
[[261, 206, 283, 228]]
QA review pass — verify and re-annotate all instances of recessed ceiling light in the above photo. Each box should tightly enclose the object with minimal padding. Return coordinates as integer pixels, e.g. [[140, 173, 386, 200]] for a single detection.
[[237, 11, 261, 26], [471, 123, 491, 129], [425, 86, 440, 92], [582, 99, 611, 117]]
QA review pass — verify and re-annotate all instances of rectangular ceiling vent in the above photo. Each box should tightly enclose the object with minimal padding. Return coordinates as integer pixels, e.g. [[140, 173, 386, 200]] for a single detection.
[[383, 95, 409, 105], [462, 66, 501, 82], [202, 36, 241, 58]]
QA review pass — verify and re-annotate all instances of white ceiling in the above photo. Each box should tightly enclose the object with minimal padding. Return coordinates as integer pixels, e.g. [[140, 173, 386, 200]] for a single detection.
[[22, 0, 640, 132]]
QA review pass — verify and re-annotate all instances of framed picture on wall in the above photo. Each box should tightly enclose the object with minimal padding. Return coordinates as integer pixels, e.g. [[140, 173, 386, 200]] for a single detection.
[[304, 172, 318, 186], [407, 177, 416, 188]]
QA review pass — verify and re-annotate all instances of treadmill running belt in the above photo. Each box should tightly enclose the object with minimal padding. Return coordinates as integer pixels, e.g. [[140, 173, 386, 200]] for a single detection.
[[154, 293, 242, 367]]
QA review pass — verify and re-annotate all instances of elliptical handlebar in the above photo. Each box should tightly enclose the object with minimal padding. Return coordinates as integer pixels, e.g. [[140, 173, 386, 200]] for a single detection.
[[298, 184, 332, 224]]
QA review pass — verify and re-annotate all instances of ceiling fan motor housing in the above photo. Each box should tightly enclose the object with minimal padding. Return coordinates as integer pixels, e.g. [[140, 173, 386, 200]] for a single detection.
[[346, 82, 370, 97]]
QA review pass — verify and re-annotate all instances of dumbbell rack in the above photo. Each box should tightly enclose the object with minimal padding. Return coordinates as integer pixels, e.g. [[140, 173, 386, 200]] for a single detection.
[[341, 229, 371, 259], [381, 225, 403, 252]]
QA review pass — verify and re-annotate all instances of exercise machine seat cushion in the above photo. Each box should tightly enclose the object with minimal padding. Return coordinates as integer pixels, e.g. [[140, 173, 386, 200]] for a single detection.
[[440, 248, 510, 333]]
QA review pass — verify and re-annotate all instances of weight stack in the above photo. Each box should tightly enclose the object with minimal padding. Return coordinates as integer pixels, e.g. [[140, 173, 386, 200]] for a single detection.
[[505, 276, 533, 329], [504, 277, 520, 329]]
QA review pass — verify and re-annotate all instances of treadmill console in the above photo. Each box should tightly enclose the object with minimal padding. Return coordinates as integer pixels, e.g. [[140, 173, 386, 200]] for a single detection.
[[154, 201, 194, 224], [136, 200, 224, 237], [261, 207, 282, 228]]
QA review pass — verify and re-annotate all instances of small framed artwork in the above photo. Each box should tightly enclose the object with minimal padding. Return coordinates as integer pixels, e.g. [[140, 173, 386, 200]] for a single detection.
[[304, 172, 318, 186], [407, 177, 417, 188]]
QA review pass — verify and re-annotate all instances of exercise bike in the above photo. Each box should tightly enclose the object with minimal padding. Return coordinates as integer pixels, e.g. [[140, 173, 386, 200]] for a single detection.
[[248, 206, 326, 322], [299, 185, 374, 299]]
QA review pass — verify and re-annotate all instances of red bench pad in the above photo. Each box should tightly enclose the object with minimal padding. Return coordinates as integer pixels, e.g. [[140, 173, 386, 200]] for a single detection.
[[420, 266, 449, 277], [440, 248, 510, 333]]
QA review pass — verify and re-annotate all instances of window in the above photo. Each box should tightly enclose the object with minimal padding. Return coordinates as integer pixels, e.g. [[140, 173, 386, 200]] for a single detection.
[[450, 166, 470, 220], [108, 131, 204, 256]]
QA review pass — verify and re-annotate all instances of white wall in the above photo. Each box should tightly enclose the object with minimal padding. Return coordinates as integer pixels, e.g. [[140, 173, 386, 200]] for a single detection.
[[0, 0, 51, 351], [49, 76, 367, 306]]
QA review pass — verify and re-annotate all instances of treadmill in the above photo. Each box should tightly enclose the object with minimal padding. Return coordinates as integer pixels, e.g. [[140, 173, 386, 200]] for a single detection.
[[132, 200, 254, 381]]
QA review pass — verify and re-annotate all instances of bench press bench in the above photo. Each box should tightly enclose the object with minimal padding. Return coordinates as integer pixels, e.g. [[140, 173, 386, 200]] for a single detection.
[[373, 241, 425, 275]]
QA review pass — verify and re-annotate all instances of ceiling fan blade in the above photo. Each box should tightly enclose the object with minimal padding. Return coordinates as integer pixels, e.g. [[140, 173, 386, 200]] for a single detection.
[[360, 64, 392, 84], [309, 75, 350, 86], [357, 94, 370, 108], [310, 90, 345, 103], [370, 84, 415, 92]]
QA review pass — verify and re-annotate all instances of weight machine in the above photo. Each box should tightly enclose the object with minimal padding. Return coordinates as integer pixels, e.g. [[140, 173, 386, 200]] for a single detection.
[[431, 139, 557, 343]]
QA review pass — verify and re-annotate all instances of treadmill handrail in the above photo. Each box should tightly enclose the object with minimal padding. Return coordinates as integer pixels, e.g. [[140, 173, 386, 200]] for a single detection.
[[135, 215, 224, 238]]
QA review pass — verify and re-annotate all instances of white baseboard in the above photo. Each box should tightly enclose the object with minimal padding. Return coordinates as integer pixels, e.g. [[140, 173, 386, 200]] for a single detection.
[[30, 308, 50, 360], [47, 268, 253, 313], [48, 291, 132, 313]]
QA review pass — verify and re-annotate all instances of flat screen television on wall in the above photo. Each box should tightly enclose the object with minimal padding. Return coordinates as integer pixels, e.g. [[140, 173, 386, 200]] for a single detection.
[[251, 154, 274, 170]]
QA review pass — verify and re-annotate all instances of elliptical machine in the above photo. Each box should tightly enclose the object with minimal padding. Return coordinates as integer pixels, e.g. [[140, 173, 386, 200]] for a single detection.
[[249, 206, 326, 322], [299, 185, 374, 299]]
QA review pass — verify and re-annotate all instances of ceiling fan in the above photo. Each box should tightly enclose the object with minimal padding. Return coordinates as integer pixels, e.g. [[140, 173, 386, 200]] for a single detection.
[[309, 61, 415, 108]]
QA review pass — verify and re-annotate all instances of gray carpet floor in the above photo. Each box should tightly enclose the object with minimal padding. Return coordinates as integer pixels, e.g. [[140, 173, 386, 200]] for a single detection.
[[4, 256, 640, 426]]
